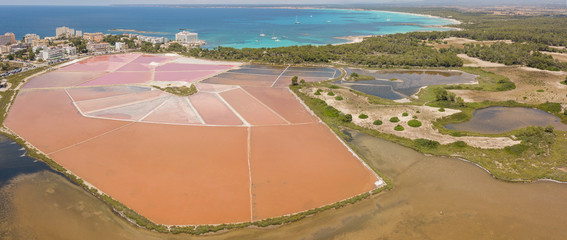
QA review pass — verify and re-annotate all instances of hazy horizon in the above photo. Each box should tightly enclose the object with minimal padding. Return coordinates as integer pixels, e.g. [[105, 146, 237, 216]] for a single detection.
[[0, 0, 565, 6]]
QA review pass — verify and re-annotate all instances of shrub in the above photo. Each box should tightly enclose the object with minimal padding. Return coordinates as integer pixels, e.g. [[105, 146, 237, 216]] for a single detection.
[[416, 111, 420, 113], [564, 109, 567, 115], [544, 125, 554, 133], [389, 117, 400, 122], [373, 119, 383, 125], [414, 138, 440, 149], [359, 114, 368, 119], [314, 91, 321, 95], [407, 119, 422, 127], [291, 76, 298, 86], [335, 96, 343, 100], [536, 89, 545, 92], [329, 85, 339, 89], [394, 125, 405, 131], [412, 116, 418, 119], [402, 112, 409, 117], [505, 144, 528, 156], [439, 108, 445, 112], [300, 79, 305, 84], [339, 114, 352, 123], [323, 106, 340, 117], [328, 91, 335, 96], [539, 102, 562, 113], [452, 141, 467, 148]]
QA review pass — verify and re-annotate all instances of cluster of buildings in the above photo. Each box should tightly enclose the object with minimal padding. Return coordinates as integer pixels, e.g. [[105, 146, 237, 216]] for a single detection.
[[1, 27, 205, 64]]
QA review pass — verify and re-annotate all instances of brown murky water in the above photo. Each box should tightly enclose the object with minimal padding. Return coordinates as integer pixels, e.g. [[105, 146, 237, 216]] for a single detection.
[[1, 131, 567, 239]]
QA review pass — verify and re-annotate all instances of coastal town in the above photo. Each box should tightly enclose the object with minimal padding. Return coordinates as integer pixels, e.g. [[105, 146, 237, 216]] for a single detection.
[[0, 27, 204, 81]]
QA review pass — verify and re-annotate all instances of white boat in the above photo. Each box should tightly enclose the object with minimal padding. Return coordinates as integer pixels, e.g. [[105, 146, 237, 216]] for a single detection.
[[386, 19, 391, 22], [295, 16, 301, 24], [259, 33, 265, 37], [275, 39, 280, 42], [271, 36, 277, 40]]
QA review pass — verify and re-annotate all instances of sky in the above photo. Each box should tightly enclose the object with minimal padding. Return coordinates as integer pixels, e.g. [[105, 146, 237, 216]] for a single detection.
[[0, 0, 563, 5]]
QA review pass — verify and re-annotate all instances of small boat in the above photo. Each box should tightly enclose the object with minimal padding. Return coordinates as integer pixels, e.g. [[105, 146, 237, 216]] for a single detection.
[[275, 39, 280, 42], [327, 20, 332, 23], [259, 33, 265, 37], [295, 16, 301, 24], [386, 19, 391, 22], [310, 15, 313, 18]]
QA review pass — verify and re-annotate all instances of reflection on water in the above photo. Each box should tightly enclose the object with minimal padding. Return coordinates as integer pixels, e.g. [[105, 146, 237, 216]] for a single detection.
[[1, 132, 567, 239], [336, 69, 477, 100], [445, 107, 567, 134]]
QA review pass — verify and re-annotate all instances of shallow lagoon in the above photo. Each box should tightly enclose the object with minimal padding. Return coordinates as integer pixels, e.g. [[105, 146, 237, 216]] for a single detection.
[[445, 106, 567, 134], [337, 69, 478, 100]]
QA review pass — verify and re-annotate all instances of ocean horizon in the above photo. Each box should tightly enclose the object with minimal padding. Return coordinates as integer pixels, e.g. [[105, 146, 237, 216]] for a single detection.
[[0, 6, 456, 48]]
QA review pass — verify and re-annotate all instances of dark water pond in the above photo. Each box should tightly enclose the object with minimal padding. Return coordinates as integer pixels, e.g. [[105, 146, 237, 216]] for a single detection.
[[336, 69, 478, 100], [445, 107, 567, 134], [0, 135, 52, 187]]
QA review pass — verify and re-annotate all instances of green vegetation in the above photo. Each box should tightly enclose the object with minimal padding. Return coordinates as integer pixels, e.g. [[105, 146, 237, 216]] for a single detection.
[[373, 119, 383, 125], [187, 33, 463, 67], [407, 119, 422, 127], [153, 84, 198, 96], [413, 138, 440, 149], [327, 91, 335, 96], [464, 42, 567, 71], [536, 89, 545, 92], [389, 117, 400, 122], [444, 67, 515, 92], [394, 124, 405, 131], [167, 42, 187, 53], [314, 89, 321, 95], [348, 72, 376, 81], [291, 76, 299, 86], [339, 114, 352, 123], [402, 112, 409, 117], [335, 96, 343, 101], [358, 114, 368, 119], [439, 108, 445, 112], [141, 42, 162, 53]]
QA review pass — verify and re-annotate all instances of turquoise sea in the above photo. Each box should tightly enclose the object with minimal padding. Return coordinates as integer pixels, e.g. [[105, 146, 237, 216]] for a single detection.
[[0, 6, 456, 48]]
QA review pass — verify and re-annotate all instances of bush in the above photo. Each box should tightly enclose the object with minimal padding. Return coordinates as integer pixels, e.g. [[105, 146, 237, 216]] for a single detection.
[[323, 106, 340, 117], [439, 108, 445, 112], [328, 91, 335, 96], [314, 91, 321, 95], [339, 114, 352, 123], [389, 117, 400, 122], [539, 102, 562, 113], [412, 116, 418, 119], [329, 85, 339, 89], [452, 141, 467, 148], [536, 89, 545, 92], [373, 119, 383, 125], [291, 76, 299, 85], [300, 79, 305, 84], [414, 138, 440, 149], [394, 125, 405, 131], [407, 119, 422, 127], [335, 96, 343, 100], [359, 114, 368, 119], [505, 144, 528, 156], [402, 112, 409, 117], [564, 109, 567, 115]]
